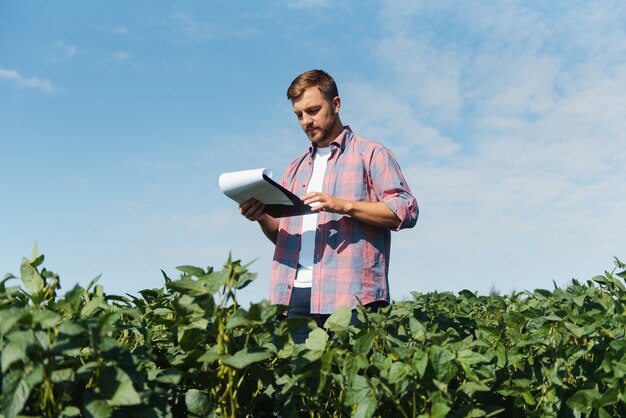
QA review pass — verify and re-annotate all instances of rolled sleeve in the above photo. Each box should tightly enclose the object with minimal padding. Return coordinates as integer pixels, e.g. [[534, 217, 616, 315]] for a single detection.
[[383, 192, 418, 230], [371, 147, 419, 231]]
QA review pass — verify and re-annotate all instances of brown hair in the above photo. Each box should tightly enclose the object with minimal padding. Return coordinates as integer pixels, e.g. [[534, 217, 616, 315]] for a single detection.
[[287, 69, 339, 102]]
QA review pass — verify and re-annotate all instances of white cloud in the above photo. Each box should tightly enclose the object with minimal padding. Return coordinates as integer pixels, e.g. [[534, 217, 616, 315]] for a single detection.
[[372, 35, 464, 123], [165, 12, 258, 43], [113, 26, 128, 35], [171, 12, 214, 42], [338, 1, 626, 296], [47, 41, 78, 62], [113, 51, 131, 61], [0, 67, 55, 93], [342, 81, 461, 158]]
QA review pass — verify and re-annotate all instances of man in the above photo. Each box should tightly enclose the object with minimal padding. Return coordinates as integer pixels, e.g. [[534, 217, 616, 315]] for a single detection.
[[239, 70, 418, 342]]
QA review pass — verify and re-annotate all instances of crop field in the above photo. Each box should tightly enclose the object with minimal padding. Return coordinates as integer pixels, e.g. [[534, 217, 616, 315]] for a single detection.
[[1, 249, 625, 417]]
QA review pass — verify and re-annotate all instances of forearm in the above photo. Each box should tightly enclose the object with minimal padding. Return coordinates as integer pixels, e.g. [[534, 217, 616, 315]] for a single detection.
[[257, 214, 279, 244], [344, 200, 401, 229]]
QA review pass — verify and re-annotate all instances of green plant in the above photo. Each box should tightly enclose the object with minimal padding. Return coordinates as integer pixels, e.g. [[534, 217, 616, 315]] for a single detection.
[[1, 250, 625, 417]]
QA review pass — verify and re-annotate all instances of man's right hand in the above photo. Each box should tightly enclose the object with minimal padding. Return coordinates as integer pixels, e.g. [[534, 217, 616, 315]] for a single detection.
[[239, 198, 266, 222]]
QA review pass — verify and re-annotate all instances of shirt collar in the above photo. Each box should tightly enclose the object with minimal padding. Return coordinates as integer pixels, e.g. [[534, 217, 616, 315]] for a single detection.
[[307, 125, 353, 156]]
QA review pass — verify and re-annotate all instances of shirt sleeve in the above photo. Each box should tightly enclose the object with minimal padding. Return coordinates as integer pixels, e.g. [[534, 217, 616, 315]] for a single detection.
[[369, 146, 419, 231]]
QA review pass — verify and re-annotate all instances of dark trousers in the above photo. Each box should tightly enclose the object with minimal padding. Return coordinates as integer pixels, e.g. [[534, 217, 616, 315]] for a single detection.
[[287, 287, 387, 344]]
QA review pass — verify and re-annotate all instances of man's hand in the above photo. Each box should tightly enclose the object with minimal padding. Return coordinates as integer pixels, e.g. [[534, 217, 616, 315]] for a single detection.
[[302, 191, 351, 214], [239, 198, 266, 221], [301, 192, 401, 229]]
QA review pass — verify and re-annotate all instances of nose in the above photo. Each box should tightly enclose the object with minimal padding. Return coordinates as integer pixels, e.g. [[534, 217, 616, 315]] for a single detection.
[[301, 112, 312, 126]]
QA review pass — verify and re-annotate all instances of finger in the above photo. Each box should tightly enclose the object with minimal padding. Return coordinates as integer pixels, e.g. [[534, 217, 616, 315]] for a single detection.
[[251, 202, 266, 220], [251, 205, 265, 220], [241, 200, 263, 219], [302, 193, 322, 206], [239, 198, 256, 212]]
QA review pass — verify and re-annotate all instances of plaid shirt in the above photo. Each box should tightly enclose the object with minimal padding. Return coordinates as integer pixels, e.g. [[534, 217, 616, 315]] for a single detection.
[[270, 126, 418, 314]]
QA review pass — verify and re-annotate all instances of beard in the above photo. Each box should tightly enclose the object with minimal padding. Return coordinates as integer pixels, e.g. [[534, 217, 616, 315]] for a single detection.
[[305, 115, 339, 146]]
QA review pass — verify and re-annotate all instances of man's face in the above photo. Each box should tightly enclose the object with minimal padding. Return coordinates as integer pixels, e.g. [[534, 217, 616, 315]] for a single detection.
[[292, 87, 341, 147]]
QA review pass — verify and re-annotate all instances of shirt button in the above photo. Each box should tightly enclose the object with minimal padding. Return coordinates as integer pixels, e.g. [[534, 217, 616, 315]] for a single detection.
[[287, 285, 292, 289]]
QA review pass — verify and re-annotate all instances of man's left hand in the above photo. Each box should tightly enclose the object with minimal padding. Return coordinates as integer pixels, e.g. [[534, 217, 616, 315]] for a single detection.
[[301, 192, 351, 214]]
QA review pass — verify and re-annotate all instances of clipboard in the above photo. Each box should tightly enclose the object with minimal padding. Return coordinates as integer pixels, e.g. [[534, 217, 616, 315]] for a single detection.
[[218, 168, 314, 218]]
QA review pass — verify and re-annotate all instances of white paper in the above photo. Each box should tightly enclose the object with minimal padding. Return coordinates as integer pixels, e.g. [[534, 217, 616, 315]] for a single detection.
[[218, 168, 294, 206]]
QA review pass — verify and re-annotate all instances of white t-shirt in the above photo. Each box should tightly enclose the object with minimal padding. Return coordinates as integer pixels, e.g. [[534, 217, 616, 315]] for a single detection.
[[293, 146, 332, 288]]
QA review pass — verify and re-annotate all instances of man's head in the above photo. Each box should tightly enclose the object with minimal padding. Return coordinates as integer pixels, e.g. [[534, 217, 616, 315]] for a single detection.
[[288, 70, 343, 147], [287, 69, 339, 103]]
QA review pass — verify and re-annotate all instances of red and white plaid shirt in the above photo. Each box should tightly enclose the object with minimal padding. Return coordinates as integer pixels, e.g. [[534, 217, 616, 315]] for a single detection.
[[270, 126, 418, 314]]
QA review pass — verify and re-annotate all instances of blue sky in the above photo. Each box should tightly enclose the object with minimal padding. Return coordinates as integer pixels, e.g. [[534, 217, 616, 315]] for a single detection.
[[2, 0, 626, 305]]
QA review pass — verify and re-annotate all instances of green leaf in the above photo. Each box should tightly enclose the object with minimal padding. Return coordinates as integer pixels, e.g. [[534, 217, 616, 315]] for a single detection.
[[429, 346, 456, 383], [0, 310, 25, 334], [84, 398, 113, 418], [179, 327, 205, 352], [202, 269, 230, 293], [176, 265, 206, 277], [81, 297, 108, 318], [324, 306, 352, 330], [97, 367, 141, 407], [571, 293, 586, 307], [59, 406, 81, 417], [1, 340, 27, 372], [111, 375, 142, 406], [31, 253, 45, 268], [305, 327, 329, 351], [31, 310, 60, 329], [412, 349, 428, 378], [185, 389, 210, 415], [562, 321, 586, 338], [2, 331, 34, 372], [566, 389, 601, 412], [596, 388, 619, 408], [225, 308, 251, 329], [51, 368, 75, 383], [353, 397, 377, 418], [20, 258, 44, 296], [353, 332, 376, 355], [235, 272, 257, 289], [1, 364, 43, 418], [431, 402, 451, 418], [592, 275, 608, 285], [496, 342, 507, 367], [166, 278, 211, 296], [154, 369, 182, 385], [458, 289, 477, 299], [387, 361, 409, 384], [59, 321, 86, 336], [221, 348, 271, 369], [24, 363, 45, 388], [459, 381, 491, 396], [409, 317, 427, 342], [345, 374, 373, 405], [456, 349, 488, 365]]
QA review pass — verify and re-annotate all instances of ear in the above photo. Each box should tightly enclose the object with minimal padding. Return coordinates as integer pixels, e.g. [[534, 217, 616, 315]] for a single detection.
[[332, 96, 341, 113]]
